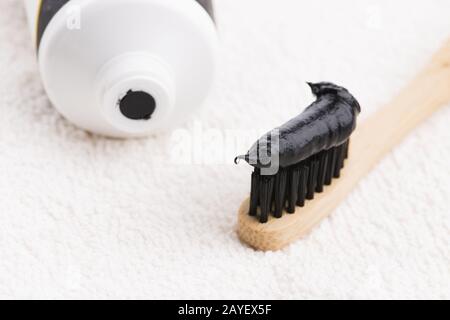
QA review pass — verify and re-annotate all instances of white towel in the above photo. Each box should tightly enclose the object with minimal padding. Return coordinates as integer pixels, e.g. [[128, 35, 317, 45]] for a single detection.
[[0, 0, 448, 299]]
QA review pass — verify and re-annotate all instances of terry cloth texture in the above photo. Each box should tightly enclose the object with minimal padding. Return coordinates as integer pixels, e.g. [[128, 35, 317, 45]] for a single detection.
[[0, 0, 449, 299]]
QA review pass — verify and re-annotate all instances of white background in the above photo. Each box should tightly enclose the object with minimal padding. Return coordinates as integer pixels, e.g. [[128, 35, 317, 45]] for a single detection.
[[0, 0, 449, 299]]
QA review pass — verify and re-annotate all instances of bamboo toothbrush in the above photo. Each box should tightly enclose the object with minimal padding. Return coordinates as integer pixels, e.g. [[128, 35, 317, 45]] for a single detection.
[[237, 39, 450, 251]]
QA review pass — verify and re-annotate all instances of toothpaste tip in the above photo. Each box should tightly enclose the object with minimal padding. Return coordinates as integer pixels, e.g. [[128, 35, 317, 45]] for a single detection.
[[234, 155, 245, 165]]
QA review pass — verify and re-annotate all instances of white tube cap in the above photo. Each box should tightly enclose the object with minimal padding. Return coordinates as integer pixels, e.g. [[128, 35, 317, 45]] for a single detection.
[[37, 0, 217, 138], [97, 53, 176, 135]]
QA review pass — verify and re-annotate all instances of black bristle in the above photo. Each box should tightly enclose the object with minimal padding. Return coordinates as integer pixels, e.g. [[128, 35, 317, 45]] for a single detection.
[[344, 140, 350, 160], [273, 168, 288, 218], [334, 144, 345, 178], [247, 138, 351, 223], [249, 169, 260, 216], [316, 151, 329, 193], [325, 147, 337, 185], [297, 165, 309, 207], [340, 140, 349, 169], [259, 176, 274, 223], [286, 166, 300, 213], [306, 160, 319, 200]]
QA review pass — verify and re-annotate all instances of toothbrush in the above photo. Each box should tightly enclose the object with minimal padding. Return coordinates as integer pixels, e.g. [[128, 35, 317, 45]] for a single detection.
[[236, 39, 450, 251]]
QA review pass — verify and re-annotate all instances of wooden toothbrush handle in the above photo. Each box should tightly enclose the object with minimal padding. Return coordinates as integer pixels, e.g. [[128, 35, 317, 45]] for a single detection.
[[353, 38, 450, 172], [238, 39, 450, 251]]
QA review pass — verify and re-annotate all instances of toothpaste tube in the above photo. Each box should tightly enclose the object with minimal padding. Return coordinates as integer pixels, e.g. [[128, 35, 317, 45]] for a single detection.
[[24, 0, 217, 137]]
